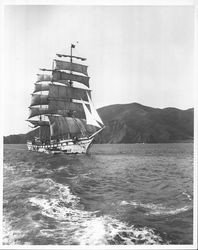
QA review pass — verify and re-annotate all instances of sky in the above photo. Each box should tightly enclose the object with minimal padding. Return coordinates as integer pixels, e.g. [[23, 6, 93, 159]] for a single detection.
[[2, 4, 195, 136]]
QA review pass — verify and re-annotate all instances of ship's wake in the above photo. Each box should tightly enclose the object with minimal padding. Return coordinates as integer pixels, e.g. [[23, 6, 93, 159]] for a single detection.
[[27, 179, 166, 245], [3, 178, 170, 245]]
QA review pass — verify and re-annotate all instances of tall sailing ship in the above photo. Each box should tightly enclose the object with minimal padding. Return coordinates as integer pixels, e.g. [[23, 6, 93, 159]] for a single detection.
[[27, 44, 104, 154]]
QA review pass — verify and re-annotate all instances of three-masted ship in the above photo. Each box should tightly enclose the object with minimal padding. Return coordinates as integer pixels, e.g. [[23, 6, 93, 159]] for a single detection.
[[27, 44, 104, 154]]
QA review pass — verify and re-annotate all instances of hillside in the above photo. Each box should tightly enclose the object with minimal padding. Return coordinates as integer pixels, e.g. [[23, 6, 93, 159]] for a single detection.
[[3, 129, 39, 144], [95, 103, 193, 143], [4, 103, 193, 144]]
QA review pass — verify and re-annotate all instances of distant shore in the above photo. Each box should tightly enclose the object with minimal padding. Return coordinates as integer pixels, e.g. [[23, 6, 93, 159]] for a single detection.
[[3, 140, 193, 145], [3, 103, 194, 144]]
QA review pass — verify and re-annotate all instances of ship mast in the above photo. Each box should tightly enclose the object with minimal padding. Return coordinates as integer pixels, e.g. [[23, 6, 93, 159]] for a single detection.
[[70, 43, 86, 137], [56, 43, 88, 139], [70, 44, 73, 86], [69, 43, 74, 138]]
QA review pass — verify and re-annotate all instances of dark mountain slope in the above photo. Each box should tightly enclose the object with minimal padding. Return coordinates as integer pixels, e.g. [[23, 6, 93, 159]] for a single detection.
[[4, 128, 39, 144], [95, 103, 193, 143]]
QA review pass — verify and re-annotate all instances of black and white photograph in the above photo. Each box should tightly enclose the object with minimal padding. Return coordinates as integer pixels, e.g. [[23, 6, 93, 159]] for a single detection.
[[1, 0, 197, 248]]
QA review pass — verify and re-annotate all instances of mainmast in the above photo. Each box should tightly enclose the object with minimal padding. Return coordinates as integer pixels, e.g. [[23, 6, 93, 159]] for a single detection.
[[70, 44, 74, 86], [57, 43, 88, 137]]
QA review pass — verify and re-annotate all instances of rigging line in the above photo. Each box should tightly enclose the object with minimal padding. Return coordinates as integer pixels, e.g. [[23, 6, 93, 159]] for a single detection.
[[72, 117, 86, 137]]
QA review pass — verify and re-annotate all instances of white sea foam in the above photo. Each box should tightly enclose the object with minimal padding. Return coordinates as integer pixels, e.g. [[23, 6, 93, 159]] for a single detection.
[[41, 178, 79, 206], [182, 191, 192, 201], [120, 200, 165, 210], [148, 206, 190, 216], [34, 199, 165, 245], [28, 179, 166, 245], [120, 200, 191, 216], [73, 215, 164, 245], [3, 217, 23, 245]]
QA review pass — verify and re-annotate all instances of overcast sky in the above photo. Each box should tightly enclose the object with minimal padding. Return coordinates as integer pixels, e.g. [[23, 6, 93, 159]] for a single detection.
[[2, 4, 195, 136]]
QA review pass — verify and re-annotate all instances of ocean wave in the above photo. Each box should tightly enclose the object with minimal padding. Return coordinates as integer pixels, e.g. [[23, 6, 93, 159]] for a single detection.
[[148, 206, 191, 216], [30, 197, 165, 245], [29, 178, 80, 208], [3, 163, 16, 171], [3, 217, 24, 245], [120, 200, 192, 216], [28, 179, 166, 245], [73, 215, 165, 245], [182, 191, 192, 201]]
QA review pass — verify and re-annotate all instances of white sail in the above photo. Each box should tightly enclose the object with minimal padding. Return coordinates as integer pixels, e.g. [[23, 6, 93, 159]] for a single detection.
[[87, 93, 104, 125], [81, 101, 101, 128]]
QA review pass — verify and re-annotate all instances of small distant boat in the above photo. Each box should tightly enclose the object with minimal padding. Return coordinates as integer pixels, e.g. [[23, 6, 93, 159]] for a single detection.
[[26, 44, 104, 154]]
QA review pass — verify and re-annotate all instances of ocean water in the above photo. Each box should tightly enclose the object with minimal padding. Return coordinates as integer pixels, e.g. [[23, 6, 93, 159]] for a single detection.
[[3, 143, 193, 245]]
